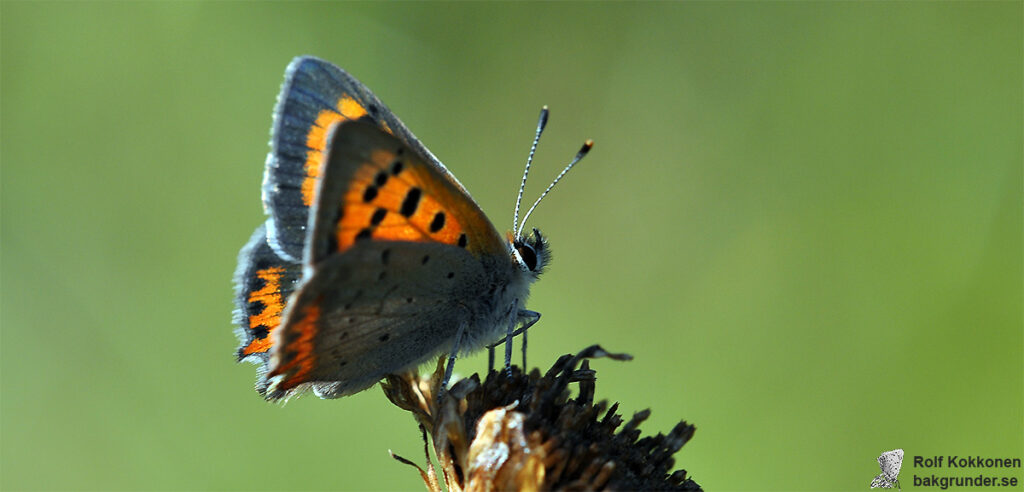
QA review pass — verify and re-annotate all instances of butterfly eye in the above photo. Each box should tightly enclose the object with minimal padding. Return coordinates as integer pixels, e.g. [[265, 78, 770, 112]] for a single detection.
[[516, 243, 538, 271]]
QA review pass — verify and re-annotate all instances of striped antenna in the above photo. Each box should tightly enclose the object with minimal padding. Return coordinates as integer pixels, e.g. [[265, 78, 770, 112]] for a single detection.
[[516, 139, 594, 237], [513, 106, 549, 233]]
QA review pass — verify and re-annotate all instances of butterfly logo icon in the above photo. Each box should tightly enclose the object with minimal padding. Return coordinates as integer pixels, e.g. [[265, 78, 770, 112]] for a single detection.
[[233, 57, 591, 400], [870, 448, 904, 489]]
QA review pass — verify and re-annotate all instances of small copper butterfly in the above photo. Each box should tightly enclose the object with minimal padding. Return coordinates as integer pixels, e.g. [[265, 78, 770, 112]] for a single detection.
[[233, 56, 591, 400]]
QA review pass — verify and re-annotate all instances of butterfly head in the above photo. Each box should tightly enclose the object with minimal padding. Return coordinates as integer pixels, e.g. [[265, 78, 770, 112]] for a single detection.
[[511, 227, 550, 278]]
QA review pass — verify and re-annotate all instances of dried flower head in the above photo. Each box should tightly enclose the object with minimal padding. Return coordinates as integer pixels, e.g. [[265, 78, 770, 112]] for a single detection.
[[382, 345, 701, 491]]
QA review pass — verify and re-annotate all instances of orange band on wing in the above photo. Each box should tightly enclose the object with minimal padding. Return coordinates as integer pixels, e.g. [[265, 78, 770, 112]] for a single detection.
[[269, 302, 320, 390], [331, 148, 476, 254], [242, 267, 285, 356], [340, 97, 367, 120], [301, 95, 388, 206]]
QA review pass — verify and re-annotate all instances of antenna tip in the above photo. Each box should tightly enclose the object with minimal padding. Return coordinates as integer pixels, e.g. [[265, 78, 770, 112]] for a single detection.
[[578, 140, 594, 156]]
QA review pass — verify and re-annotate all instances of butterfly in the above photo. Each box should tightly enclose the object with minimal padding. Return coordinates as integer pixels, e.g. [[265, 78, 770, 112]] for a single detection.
[[870, 448, 904, 489], [233, 56, 591, 400]]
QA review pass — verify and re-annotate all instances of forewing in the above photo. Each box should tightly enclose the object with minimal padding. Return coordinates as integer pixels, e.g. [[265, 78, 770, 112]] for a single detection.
[[306, 119, 507, 266], [262, 56, 467, 261]]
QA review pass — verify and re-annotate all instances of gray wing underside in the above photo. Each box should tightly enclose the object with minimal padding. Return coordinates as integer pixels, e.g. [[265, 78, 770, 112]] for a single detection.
[[279, 240, 491, 398]]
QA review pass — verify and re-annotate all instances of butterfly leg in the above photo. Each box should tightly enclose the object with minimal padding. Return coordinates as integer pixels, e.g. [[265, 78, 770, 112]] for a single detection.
[[503, 312, 516, 374], [517, 310, 540, 368], [497, 309, 541, 372], [440, 321, 468, 401], [521, 326, 527, 368], [486, 310, 541, 350]]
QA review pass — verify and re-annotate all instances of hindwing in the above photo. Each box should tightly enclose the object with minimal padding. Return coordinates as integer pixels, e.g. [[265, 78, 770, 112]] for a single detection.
[[232, 223, 302, 394]]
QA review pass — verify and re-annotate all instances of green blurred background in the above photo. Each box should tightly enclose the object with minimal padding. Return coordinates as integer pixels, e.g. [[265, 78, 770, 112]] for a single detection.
[[2, 2, 1021, 490]]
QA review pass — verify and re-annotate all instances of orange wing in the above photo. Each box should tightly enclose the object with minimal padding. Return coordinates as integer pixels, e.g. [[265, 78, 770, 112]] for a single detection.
[[265, 120, 512, 397], [263, 57, 441, 261], [306, 119, 509, 265]]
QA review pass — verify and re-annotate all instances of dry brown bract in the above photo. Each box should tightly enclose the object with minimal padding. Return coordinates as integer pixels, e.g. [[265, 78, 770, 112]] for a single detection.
[[382, 345, 702, 491]]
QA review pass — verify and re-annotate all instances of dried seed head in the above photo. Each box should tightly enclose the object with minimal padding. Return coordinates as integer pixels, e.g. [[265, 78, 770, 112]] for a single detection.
[[382, 345, 702, 491]]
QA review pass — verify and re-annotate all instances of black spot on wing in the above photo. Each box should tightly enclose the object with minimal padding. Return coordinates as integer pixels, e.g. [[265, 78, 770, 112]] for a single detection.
[[400, 188, 422, 217], [430, 212, 445, 233], [371, 208, 387, 226], [362, 185, 378, 203], [252, 325, 269, 340]]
